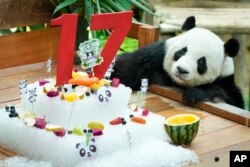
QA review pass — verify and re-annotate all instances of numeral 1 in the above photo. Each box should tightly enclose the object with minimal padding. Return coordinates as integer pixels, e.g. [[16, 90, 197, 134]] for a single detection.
[[51, 14, 78, 85]]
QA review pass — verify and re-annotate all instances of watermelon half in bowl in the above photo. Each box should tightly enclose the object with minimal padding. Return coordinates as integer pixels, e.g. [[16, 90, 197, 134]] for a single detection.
[[164, 114, 200, 145]]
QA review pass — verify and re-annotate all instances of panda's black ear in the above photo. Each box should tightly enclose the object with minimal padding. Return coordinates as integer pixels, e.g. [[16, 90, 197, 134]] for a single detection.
[[76, 143, 80, 149], [224, 38, 240, 57], [182, 16, 196, 31]]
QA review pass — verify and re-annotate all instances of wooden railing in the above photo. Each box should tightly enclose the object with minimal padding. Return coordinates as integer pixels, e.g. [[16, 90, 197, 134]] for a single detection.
[[0, 1, 159, 70]]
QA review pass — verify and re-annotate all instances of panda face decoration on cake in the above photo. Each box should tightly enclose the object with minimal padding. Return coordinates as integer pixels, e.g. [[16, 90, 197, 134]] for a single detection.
[[163, 17, 238, 87], [76, 138, 97, 159], [96, 86, 112, 103]]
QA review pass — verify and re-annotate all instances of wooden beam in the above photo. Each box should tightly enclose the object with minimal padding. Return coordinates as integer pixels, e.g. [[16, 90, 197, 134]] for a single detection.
[[0, 147, 16, 157], [149, 85, 250, 127], [155, 7, 250, 34], [0, 27, 59, 69], [127, 22, 159, 47], [0, 0, 55, 30], [163, 0, 250, 8]]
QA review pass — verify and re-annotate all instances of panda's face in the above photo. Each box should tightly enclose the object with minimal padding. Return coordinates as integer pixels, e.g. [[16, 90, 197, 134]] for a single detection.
[[76, 138, 97, 159], [163, 28, 225, 87]]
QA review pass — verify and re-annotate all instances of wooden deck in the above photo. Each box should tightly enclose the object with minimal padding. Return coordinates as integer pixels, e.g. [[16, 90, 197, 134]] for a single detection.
[[0, 63, 250, 166]]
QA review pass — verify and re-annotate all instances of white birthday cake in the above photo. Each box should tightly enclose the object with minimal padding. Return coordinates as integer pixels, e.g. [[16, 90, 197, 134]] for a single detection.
[[0, 70, 199, 167]]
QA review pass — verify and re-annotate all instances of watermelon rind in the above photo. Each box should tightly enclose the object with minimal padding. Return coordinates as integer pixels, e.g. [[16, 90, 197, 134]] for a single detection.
[[164, 114, 200, 145]]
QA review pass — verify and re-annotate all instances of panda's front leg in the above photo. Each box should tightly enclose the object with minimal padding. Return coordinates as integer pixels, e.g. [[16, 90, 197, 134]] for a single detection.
[[182, 85, 229, 106], [182, 87, 209, 105]]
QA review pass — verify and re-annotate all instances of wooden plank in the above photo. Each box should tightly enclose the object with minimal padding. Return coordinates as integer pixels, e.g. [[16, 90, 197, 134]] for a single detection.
[[149, 85, 250, 126], [127, 22, 159, 47], [0, 100, 20, 109], [197, 115, 236, 136], [188, 140, 250, 167], [175, 105, 212, 116], [0, 62, 50, 78], [0, 27, 59, 69], [155, 7, 250, 34], [164, 0, 250, 8], [0, 148, 16, 157], [189, 125, 250, 155], [0, 64, 56, 90], [127, 22, 142, 39], [138, 24, 159, 47], [0, 87, 20, 104], [144, 96, 173, 112], [0, 0, 54, 30]]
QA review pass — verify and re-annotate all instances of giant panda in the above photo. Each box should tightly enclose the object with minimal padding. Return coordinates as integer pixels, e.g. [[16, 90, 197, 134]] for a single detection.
[[111, 16, 244, 109]]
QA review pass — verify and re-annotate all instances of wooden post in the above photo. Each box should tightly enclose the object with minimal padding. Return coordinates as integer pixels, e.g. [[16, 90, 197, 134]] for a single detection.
[[138, 25, 159, 47], [233, 34, 248, 109]]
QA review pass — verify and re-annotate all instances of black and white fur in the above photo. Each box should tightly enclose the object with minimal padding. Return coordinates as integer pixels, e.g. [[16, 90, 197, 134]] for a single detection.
[[111, 16, 244, 108]]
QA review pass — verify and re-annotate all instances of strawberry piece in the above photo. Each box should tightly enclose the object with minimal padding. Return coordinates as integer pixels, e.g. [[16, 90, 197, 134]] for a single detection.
[[111, 78, 120, 87], [35, 117, 46, 129], [142, 109, 149, 116], [39, 79, 49, 86], [109, 117, 122, 125], [54, 129, 66, 137], [47, 90, 59, 97], [92, 129, 103, 136]]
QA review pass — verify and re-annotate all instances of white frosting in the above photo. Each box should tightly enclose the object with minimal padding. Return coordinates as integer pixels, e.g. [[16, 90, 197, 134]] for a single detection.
[[21, 79, 132, 129], [0, 77, 198, 166]]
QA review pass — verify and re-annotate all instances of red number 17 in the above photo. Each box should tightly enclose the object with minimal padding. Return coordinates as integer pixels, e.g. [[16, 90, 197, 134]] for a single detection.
[[51, 11, 133, 85]]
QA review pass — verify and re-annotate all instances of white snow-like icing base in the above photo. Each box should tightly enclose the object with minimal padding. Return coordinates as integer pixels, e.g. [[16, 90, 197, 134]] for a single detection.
[[0, 79, 198, 166], [0, 107, 198, 167]]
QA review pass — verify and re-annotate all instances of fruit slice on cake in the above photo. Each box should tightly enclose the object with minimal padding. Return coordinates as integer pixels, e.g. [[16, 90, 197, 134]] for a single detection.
[[164, 114, 200, 145]]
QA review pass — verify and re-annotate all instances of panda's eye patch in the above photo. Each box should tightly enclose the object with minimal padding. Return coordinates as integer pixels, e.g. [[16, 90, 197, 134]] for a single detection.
[[89, 145, 97, 153], [98, 94, 104, 102], [173, 47, 187, 61], [79, 148, 86, 157], [106, 90, 111, 97], [197, 57, 207, 75]]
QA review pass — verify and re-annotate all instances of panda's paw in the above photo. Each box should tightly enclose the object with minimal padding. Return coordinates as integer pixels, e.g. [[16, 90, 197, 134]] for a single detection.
[[182, 88, 209, 105]]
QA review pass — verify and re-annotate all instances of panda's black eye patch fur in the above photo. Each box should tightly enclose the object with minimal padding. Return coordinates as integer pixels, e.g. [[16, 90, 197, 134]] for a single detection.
[[197, 57, 207, 75], [173, 47, 187, 61]]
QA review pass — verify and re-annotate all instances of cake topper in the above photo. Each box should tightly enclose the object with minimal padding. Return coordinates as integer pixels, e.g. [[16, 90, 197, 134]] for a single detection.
[[28, 87, 37, 104], [77, 38, 103, 71], [19, 80, 28, 95], [96, 86, 112, 104], [76, 130, 97, 160], [140, 78, 148, 93], [126, 130, 132, 152], [104, 57, 116, 79], [47, 58, 52, 73], [46, 57, 52, 78], [76, 138, 97, 160], [137, 78, 148, 108]]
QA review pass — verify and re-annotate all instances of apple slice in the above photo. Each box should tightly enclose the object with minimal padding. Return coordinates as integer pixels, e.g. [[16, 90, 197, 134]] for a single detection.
[[19, 111, 36, 120], [88, 122, 105, 130], [45, 124, 64, 132], [72, 126, 84, 136], [24, 117, 36, 126], [43, 83, 55, 93]]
